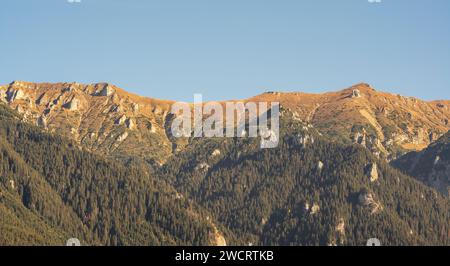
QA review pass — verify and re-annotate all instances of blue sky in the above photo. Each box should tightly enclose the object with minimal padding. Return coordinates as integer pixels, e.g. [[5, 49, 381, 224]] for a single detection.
[[1, 0, 449, 101]]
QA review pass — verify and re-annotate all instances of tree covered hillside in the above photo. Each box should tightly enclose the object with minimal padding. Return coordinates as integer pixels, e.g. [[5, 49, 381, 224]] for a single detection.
[[393, 131, 450, 197], [160, 115, 450, 246], [0, 103, 214, 245], [0, 103, 448, 246]]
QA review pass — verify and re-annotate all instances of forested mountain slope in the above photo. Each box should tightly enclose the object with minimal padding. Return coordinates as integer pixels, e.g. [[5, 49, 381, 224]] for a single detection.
[[393, 131, 450, 197], [1, 101, 448, 246], [0, 103, 216, 245], [160, 114, 450, 246]]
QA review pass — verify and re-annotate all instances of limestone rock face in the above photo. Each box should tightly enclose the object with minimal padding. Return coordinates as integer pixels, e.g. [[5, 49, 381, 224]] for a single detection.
[[317, 161, 324, 171], [354, 130, 367, 146], [304, 203, 310, 212], [0, 81, 176, 164], [0, 87, 6, 102], [211, 149, 221, 157], [310, 203, 320, 215], [251, 82, 450, 160], [9, 180, 15, 189], [116, 132, 129, 142], [63, 98, 79, 111], [132, 103, 139, 112], [335, 218, 345, 236], [367, 163, 379, 182], [97, 84, 115, 96], [352, 89, 361, 98], [6, 88, 26, 102], [2, 81, 450, 166], [125, 118, 135, 130], [115, 115, 127, 125]]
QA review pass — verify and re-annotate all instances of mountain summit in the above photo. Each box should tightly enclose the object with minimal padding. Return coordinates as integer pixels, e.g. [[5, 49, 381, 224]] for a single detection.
[[0, 81, 175, 164], [250, 83, 450, 159], [0, 81, 449, 163]]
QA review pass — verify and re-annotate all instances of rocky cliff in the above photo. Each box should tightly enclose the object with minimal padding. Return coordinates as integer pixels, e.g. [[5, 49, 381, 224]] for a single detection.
[[1, 81, 449, 163]]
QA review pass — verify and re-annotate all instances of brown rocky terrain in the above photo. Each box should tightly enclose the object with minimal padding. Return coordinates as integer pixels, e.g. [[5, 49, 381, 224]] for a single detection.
[[1, 81, 449, 163], [250, 83, 450, 160], [0, 81, 175, 164]]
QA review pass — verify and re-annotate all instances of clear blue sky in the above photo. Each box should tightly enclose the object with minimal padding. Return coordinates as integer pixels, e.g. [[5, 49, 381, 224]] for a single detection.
[[1, 0, 449, 101]]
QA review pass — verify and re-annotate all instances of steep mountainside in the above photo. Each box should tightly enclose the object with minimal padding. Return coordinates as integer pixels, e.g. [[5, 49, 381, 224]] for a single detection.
[[160, 113, 449, 245], [250, 83, 450, 160], [0, 81, 175, 164], [1, 82, 449, 246], [1, 82, 449, 164], [393, 131, 450, 197], [0, 103, 219, 245]]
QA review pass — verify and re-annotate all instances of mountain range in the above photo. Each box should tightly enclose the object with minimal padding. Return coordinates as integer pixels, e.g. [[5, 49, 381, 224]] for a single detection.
[[0, 81, 448, 246]]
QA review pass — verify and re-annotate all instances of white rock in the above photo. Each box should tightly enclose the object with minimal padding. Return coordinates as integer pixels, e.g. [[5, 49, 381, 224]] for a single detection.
[[126, 118, 135, 130], [97, 85, 115, 96], [132, 103, 139, 112], [335, 218, 345, 236], [6, 89, 26, 102], [434, 156, 440, 165], [367, 163, 379, 182], [260, 129, 278, 148], [9, 180, 15, 189], [352, 89, 361, 98], [115, 115, 127, 125], [211, 149, 221, 157], [116, 132, 129, 142], [64, 98, 79, 111], [310, 203, 320, 215], [317, 161, 324, 171], [304, 203, 310, 211]]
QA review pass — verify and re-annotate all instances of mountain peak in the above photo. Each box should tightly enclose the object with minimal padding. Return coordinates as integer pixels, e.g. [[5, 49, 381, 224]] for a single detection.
[[1, 81, 449, 162], [350, 82, 375, 90]]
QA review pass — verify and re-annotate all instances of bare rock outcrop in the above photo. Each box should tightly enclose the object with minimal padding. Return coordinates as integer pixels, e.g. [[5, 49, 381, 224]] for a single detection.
[[195, 162, 210, 172], [296, 133, 314, 148], [116, 132, 129, 142], [310, 203, 320, 215], [352, 89, 361, 98], [335, 218, 345, 236], [63, 98, 80, 111], [96, 84, 115, 96], [126, 118, 136, 130], [209, 224, 227, 246], [115, 115, 127, 125], [211, 149, 221, 157], [366, 163, 379, 182], [358, 191, 382, 214], [6, 88, 26, 102], [9, 179, 15, 189], [317, 161, 324, 171]]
